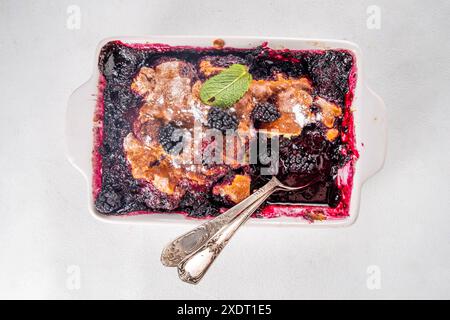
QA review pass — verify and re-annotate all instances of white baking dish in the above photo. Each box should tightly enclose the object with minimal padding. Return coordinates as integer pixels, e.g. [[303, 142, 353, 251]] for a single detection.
[[66, 36, 386, 227]]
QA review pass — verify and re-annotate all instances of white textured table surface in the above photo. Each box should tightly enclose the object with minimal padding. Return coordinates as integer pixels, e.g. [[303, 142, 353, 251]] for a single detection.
[[1, 0, 449, 299]]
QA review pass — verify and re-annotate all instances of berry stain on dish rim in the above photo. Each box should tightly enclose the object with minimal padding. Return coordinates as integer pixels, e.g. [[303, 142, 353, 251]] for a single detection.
[[92, 39, 359, 222]]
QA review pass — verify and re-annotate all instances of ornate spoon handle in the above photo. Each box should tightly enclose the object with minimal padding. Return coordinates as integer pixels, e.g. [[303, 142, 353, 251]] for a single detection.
[[177, 177, 280, 284], [160, 177, 280, 267]]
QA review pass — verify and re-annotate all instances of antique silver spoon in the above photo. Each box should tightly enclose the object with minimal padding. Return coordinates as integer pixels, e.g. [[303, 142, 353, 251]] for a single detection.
[[160, 177, 281, 267], [161, 176, 318, 284]]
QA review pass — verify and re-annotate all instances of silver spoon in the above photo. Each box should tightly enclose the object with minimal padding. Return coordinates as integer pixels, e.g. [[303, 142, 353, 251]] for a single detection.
[[164, 176, 318, 284], [160, 177, 281, 267]]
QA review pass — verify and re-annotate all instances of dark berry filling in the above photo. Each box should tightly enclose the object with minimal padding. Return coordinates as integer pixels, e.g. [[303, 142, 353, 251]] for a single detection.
[[304, 50, 354, 105]]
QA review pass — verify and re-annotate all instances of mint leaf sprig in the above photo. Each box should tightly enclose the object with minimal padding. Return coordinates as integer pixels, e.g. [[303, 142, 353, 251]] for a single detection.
[[199, 64, 252, 108]]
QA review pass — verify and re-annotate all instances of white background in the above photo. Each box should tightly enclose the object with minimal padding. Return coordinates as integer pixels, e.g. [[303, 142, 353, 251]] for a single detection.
[[0, 0, 449, 299]]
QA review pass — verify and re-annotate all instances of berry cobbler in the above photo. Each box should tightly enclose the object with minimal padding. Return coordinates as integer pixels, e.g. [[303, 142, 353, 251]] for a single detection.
[[93, 41, 358, 221]]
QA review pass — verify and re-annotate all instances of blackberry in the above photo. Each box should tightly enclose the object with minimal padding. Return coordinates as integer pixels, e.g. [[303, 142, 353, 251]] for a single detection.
[[158, 123, 185, 155], [207, 107, 238, 132], [284, 152, 320, 174], [95, 188, 123, 213], [251, 101, 281, 123], [327, 184, 342, 208]]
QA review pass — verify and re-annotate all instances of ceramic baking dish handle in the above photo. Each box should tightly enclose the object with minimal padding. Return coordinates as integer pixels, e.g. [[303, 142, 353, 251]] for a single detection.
[[359, 86, 387, 182], [65, 77, 96, 182]]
